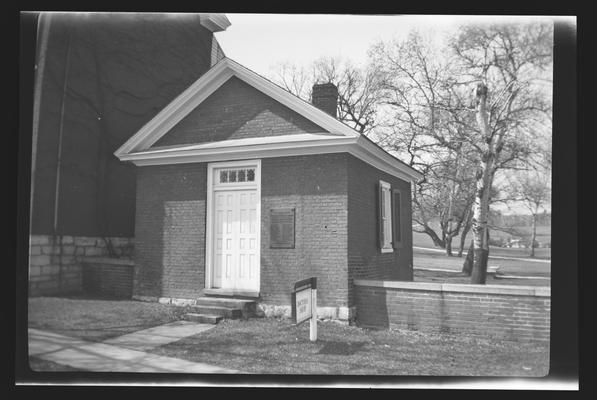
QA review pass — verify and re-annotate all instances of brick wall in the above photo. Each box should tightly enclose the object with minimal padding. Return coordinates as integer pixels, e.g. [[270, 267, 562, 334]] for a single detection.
[[347, 156, 413, 305], [260, 154, 349, 308], [133, 154, 352, 311], [82, 259, 135, 299], [152, 76, 335, 148], [355, 280, 550, 343], [134, 163, 207, 300], [28, 234, 133, 296]]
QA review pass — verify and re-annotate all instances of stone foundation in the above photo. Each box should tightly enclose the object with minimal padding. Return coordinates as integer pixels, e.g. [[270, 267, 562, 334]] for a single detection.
[[28, 234, 134, 296], [132, 295, 355, 322], [253, 303, 355, 322]]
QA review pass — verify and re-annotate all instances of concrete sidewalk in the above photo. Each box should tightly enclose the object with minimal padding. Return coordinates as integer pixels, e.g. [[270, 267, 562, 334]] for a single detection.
[[102, 320, 215, 351], [29, 327, 240, 373]]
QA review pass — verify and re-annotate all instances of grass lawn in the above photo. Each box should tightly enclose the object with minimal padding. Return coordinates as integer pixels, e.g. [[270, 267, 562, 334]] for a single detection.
[[412, 230, 551, 260], [149, 317, 549, 376], [414, 248, 550, 278], [28, 296, 187, 341], [414, 269, 550, 286]]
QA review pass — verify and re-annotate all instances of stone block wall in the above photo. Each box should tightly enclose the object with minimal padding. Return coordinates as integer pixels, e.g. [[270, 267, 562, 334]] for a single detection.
[[28, 234, 134, 296]]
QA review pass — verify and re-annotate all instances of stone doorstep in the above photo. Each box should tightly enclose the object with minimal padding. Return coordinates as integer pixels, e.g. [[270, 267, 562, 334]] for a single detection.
[[203, 288, 260, 299], [184, 313, 223, 325], [188, 304, 243, 319]]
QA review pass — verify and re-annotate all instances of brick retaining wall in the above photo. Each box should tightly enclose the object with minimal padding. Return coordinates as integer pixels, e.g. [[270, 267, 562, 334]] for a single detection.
[[82, 258, 135, 299], [354, 280, 550, 343], [29, 234, 134, 296]]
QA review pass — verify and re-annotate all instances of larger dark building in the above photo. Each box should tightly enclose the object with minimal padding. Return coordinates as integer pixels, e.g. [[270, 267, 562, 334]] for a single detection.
[[28, 12, 230, 295]]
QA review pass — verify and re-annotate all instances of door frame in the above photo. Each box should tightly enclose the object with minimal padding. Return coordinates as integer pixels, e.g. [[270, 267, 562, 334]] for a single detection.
[[205, 159, 261, 291]]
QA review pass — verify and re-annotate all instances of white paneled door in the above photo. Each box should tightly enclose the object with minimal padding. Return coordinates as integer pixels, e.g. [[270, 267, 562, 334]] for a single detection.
[[212, 189, 259, 291]]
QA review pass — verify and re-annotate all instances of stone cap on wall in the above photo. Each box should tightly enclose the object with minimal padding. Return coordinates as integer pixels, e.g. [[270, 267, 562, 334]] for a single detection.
[[353, 279, 550, 297]]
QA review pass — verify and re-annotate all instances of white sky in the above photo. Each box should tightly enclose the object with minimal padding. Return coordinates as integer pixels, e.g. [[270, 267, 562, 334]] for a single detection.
[[215, 14, 558, 77], [216, 14, 463, 75], [215, 13, 556, 216]]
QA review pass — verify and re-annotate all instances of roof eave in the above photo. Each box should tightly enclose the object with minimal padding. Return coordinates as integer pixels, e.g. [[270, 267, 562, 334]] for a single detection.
[[118, 135, 422, 182]]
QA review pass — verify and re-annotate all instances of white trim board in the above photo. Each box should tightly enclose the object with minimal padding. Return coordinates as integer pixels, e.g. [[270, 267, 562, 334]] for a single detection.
[[114, 57, 423, 182], [120, 134, 420, 183]]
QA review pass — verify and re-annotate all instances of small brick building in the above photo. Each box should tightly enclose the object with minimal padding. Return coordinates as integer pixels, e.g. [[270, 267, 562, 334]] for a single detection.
[[115, 58, 422, 319]]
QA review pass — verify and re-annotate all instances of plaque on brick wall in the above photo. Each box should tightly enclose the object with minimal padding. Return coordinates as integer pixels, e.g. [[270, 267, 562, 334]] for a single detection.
[[270, 208, 295, 248]]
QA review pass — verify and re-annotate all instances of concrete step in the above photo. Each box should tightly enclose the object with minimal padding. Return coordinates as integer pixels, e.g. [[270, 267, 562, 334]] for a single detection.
[[189, 305, 243, 319], [184, 313, 223, 325], [195, 297, 254, 308], [194, 297, 257, 318], [203, 288, 259, 299]]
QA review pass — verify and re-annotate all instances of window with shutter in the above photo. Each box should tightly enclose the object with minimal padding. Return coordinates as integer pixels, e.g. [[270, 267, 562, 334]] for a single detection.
[[378, 180, 393, 253]]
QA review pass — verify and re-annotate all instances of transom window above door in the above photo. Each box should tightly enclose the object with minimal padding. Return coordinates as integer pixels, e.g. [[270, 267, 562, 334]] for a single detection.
[[218, 168, 256, 184]]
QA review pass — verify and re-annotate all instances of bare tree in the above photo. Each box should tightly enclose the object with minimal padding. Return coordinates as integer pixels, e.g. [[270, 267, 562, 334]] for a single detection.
[[269, 56, 383, 134], [452, 22, 553, 282], [370, 22, 552, 282], [269, 61, 312, 101], [369, 31, 478, 256], [509, 170, 551, 257]]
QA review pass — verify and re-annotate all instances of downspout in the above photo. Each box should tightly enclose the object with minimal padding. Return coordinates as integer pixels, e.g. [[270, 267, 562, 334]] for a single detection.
[[54, 28, 72, 290]]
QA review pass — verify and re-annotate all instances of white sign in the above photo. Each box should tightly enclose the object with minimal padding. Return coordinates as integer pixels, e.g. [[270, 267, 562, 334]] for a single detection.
[[291, 277, 317, 341], [295, 288, 312, 324]]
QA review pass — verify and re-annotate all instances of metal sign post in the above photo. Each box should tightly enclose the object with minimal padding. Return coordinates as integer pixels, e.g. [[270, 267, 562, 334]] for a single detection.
[[291, 277, 317, 342], [310, 283, 317, 341]]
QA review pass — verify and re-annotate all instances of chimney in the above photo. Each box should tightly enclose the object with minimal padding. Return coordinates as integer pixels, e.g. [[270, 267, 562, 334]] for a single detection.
[[311, 83, 338, 118]]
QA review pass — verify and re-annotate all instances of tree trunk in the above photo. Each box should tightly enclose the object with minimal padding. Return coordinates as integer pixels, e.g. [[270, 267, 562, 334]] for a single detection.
[[458, 211, 472, 257], [421, 225, 446, 248], [470, 82, 494, 285], [471, 228, 489, 283], [530, 213, 537, 257], [445, 237, 453, 256], [462, 240, 474, 275]]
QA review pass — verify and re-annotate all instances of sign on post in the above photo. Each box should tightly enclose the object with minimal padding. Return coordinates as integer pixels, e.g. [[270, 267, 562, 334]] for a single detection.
[[291, 277, 317, 341]]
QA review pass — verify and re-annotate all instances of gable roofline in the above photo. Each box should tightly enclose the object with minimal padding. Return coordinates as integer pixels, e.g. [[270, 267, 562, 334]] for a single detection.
[[114, 57, 358, 158], [114, 57, 423, 182]]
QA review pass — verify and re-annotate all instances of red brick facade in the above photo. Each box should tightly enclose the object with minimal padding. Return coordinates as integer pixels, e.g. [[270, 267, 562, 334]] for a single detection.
[[152, 76, 336, 148], [133, 153, 413, 309], [260, 154, 349, 307], [347, 156, 413, 305], [131, 74, 415, 310], [134, 163, 208, 299], [355, 281, 550, 343]]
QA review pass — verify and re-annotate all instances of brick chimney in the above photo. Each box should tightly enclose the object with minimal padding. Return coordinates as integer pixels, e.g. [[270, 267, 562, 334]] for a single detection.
[[311, 83, 338, 118]]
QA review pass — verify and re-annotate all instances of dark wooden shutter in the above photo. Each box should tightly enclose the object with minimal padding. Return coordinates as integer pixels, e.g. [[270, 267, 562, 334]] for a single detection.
[[392, 189, 402, 249], [378, 182, 384, 250]]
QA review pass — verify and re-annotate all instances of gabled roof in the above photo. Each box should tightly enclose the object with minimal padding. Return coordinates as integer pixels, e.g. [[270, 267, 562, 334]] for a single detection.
[[115, 57, 423, 182]]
